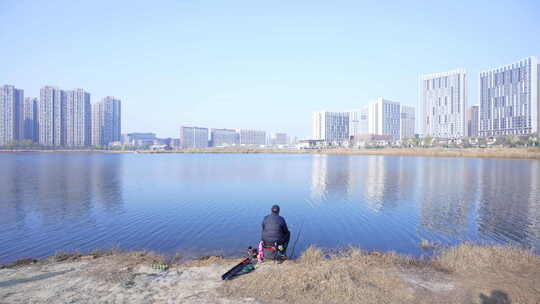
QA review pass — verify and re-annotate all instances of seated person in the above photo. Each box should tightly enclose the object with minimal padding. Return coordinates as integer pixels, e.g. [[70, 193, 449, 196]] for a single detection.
[[261, 204, 290, 258]]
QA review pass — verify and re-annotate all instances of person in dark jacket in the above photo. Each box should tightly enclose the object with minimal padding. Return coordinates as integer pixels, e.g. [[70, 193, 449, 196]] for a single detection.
[[261, 204, 290, 256]]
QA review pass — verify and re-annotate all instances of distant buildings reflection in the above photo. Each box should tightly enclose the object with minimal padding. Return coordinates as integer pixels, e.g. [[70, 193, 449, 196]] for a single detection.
[[418, 158, 476, 238], [0, 154, 124, 228], [477, 159, 540, 247], [310, 155, 415, 210], [309, 155, 540, 248]]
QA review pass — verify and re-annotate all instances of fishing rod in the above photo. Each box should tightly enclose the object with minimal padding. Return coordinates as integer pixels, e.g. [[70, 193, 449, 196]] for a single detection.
[[289, 217, 305, 259]]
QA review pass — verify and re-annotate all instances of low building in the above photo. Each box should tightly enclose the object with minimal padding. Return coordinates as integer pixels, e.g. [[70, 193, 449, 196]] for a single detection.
[[210, 128, 238, 147], [270, 132, 288, 146], [237, 129, 266, 145], [180, 126, 208, 148], [123, 132, 157, 147]]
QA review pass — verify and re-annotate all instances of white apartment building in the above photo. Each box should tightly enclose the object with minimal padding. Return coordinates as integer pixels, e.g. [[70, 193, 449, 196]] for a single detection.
[[0, 85, 24, 145], [237, 129, 266, 145], [66, 89, 91, 147], [368, 98, 401, 141], [421, 69, 467, 138], [348, 107, 369, 139], [210, 128, 237, 146], [39, 86, 66, 146], [479, 56, 539, 136], [92, 97, 121, 146], [23, 97, 38, 142], [400, 105, 415, 140], [467, 105, 479, 137], [312, 111, 349, 142], [180, 126, 208, 148]]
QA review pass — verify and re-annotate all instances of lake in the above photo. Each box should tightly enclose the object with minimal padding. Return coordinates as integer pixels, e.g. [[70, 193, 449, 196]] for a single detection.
[[0, 152, 539, 263]]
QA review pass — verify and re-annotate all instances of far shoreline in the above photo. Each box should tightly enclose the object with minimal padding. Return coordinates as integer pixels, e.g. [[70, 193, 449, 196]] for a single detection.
[[1, 147, 540, 160]]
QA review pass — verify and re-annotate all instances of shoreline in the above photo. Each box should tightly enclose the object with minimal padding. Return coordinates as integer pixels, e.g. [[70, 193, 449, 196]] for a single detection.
[[1, 147, 540, 159], [1, 244, 539, 303]]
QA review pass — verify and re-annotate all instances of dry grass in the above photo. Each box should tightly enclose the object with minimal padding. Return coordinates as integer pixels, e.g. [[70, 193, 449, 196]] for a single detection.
[[1, 248, 167, 269], [219, 246, 414, 304], [219, 244, 540, 304], [4, 147, 539, 159], [436, 243, 537, 272], [435, 243, 540, 303], [140, 147, 540, 159]]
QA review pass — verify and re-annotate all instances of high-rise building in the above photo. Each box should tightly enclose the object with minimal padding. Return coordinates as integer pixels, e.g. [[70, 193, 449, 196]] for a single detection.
[[312, 111, 349, 142], [210, 128, 237, 146], [66, 89, 91, 147], [421, 69, 467, 138], [39, 86, 66, 146], [180, 126, 208, 148], [479, 56, 539, 137], [92, 97, 121, 146], [400, 105, 415, 140], [368, 98, 401, 141], [467, 105, 480, 137], [348, 107, 369, 139], [0, 85, 24, 145], [23, 97, 38, 142], [237, 129, 267, 145], [270, 132, 288, 145]]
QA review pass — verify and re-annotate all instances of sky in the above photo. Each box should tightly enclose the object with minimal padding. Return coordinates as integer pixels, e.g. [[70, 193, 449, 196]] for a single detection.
[[1, 0, 539, 138]]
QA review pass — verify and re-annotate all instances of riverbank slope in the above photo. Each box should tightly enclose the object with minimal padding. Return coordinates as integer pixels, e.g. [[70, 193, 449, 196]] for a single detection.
[[1, 244, 539, 303], [2, 147, 540, 159]]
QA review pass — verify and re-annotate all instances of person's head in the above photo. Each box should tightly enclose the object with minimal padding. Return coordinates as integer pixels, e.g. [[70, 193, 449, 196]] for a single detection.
[[271, 204, 280, 214]]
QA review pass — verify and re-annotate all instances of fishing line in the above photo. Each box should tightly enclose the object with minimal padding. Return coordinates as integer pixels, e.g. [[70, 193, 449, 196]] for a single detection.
[[290, 217, 306, 259]]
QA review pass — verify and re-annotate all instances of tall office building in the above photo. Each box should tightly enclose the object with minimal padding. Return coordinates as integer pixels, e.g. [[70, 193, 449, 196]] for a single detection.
[[92, 97, 121, 146], [39, 86, 66, 146], [368, 98, 401, 141], [66, 89, 91, 147], [237, 129, 267, 145], [210, 128, 237, 146], [180, 126, 208, 148], [23, 97, 38, 142], [479, 56, 539, 137], [467, 105, 480, 137], [400, 105, 415, 140], [421, 69, 467, 138], [348, 107, 369, 139], [312, 111, 349, 141], [0, 85, 24, 145]]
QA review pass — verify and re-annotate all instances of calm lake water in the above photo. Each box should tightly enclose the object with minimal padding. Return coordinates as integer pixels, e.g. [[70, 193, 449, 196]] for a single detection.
[[1, 153, 539, 263]]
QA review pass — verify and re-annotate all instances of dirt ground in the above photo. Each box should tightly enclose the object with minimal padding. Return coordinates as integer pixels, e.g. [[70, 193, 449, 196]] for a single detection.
[[1, 244, 539, 304]]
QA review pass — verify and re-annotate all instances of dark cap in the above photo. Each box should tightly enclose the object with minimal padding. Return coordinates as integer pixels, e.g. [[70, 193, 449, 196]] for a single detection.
[[271, 205, 280, 214]]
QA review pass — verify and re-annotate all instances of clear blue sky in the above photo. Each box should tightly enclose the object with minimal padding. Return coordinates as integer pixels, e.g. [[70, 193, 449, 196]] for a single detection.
[[1, 0, 539, 138]]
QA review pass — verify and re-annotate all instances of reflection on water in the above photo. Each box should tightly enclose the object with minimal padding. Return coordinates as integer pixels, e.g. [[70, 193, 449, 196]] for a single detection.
[[0, 154, 123, 261], [417, 158, 476, 238], [308, 155, 540, 248], [0, 153, 539, 263], [478, 160, 540, 246]]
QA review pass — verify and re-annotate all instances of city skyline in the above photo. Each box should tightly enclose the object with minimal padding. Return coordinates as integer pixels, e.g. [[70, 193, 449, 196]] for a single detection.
[[1, 1, 539, 138]]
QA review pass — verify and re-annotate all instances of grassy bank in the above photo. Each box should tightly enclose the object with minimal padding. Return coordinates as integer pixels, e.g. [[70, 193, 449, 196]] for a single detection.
[[1, 244, 539, 303], [146, 147, 540, 159], [3, 147, 539, 159], [221, 244, 540, 303]]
